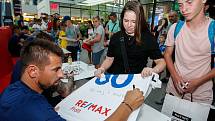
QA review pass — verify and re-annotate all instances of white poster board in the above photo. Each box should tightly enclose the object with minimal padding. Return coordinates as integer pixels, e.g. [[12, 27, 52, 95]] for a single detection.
[[56, 74, 153, 121]]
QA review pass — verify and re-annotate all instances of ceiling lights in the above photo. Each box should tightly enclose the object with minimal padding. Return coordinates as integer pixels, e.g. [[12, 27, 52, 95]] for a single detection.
[[79, 0, 114, 6]]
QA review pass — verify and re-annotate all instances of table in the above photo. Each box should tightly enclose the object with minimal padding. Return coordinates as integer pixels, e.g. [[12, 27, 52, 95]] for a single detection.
[[57, 71, 171, 121], [62, 61, 96, 81]]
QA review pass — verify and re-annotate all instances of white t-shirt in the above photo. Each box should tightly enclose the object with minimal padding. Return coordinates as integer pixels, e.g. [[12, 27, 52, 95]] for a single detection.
[[88, 28, 95, 40]]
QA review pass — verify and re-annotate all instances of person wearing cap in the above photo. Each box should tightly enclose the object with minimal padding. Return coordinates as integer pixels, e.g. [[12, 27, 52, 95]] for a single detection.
[[105, 12, 120, 41], [65, 19, 82, 61]]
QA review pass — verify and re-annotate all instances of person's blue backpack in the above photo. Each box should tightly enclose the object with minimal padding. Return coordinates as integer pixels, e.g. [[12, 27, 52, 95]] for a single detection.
[[174, 19, 215, 104], [174, 19, 215, 60]]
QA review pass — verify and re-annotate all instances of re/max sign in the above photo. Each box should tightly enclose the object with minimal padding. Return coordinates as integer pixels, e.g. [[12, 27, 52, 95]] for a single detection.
[[71, 99, 112, 117]]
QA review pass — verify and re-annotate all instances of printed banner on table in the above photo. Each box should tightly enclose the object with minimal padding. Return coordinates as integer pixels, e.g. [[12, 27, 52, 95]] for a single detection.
[[55, 74, 153, 121]]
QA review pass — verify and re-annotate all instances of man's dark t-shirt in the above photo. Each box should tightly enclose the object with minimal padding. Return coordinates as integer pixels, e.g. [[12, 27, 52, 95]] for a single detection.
[[0, 81, 65, 121]]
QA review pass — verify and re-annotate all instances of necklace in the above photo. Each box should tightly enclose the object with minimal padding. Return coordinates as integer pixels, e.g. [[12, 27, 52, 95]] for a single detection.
[[128, 37, 131, 41]]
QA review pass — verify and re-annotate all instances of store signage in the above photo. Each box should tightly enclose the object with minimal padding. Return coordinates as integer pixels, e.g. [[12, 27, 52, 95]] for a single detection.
[[50, 3, 59, 10]]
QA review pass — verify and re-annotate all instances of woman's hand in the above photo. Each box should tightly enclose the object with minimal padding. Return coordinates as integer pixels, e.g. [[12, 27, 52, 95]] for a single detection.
[[141, 67, 158, 77], [94, 67, 105, 78]]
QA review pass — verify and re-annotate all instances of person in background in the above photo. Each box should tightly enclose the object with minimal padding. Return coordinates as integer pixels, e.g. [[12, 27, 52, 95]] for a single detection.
[[32, 19, 42, 32], [65, 19, 82, 61], [0, 39, 144, 121], [153, 18, 169, 42], [100, 18, 105, 28], [95, 1, 165, 77], [17, 15, 24, 28], [105, 12, 120, 41], [58, 24, 67, 49], [8, 25, 25, 57], [158, 34, 167, 55], [168, 11, 179, 25], [47, 15, 54, 33], [82, 20, 95, 64], [164, 0, 214, 104], [205, 0, 215, 19], [85, 16, 105, 69], [157, 18, 169, 41], [19, 26, 31, 41], [40, 14, 48, 31], [152, 19, 163, 40], [163, 4, 171, 19]]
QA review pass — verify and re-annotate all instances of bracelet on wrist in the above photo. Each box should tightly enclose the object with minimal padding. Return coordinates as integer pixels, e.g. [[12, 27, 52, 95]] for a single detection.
[[122, 101, 133, 112]]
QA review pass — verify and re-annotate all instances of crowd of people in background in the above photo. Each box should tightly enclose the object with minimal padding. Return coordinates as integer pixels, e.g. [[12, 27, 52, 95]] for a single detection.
[[4, 0, 215, 104], [8, 11, 122, 68]]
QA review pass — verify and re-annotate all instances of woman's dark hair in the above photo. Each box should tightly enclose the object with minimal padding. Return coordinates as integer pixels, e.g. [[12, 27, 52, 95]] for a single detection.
[[162, 18, 169, 28], [205, 0, 215, 19], [120, 1, 149, 45], [87, 20, 94, 29]]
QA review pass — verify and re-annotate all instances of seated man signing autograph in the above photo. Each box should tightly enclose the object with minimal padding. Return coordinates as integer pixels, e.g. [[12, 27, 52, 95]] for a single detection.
[[0, 39, 144, 121]]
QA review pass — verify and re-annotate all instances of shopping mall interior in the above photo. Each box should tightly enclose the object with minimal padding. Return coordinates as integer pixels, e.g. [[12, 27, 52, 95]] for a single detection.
[[1, 0, 179, 27], [0, 0, 215, 121]]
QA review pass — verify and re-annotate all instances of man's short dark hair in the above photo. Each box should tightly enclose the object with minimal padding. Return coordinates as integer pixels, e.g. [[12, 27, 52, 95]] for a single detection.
[[20, 39, 64, 73], [110, 12, 117, 17]]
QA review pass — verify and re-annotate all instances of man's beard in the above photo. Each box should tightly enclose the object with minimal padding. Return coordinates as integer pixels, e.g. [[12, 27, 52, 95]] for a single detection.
[[38, 81, 58, 91]]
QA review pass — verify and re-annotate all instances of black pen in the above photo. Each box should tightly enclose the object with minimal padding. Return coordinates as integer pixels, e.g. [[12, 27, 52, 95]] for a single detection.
[[133, 85, 135, 90]]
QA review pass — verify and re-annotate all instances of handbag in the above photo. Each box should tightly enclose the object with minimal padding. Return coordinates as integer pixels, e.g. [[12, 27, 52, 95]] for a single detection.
[[82, 42, 92, 52], [161, 94, 211, 121]]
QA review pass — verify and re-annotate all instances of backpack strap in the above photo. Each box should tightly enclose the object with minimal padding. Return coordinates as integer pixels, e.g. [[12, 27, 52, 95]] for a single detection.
[[208, 19, 215, 60], [111, 23, 117, 32], [208, 19, 215, 105], [174, 20, 185, 40]]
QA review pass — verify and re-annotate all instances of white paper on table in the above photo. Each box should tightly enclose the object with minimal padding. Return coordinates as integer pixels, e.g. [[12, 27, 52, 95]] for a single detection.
[[55, 74, 157, 121]]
